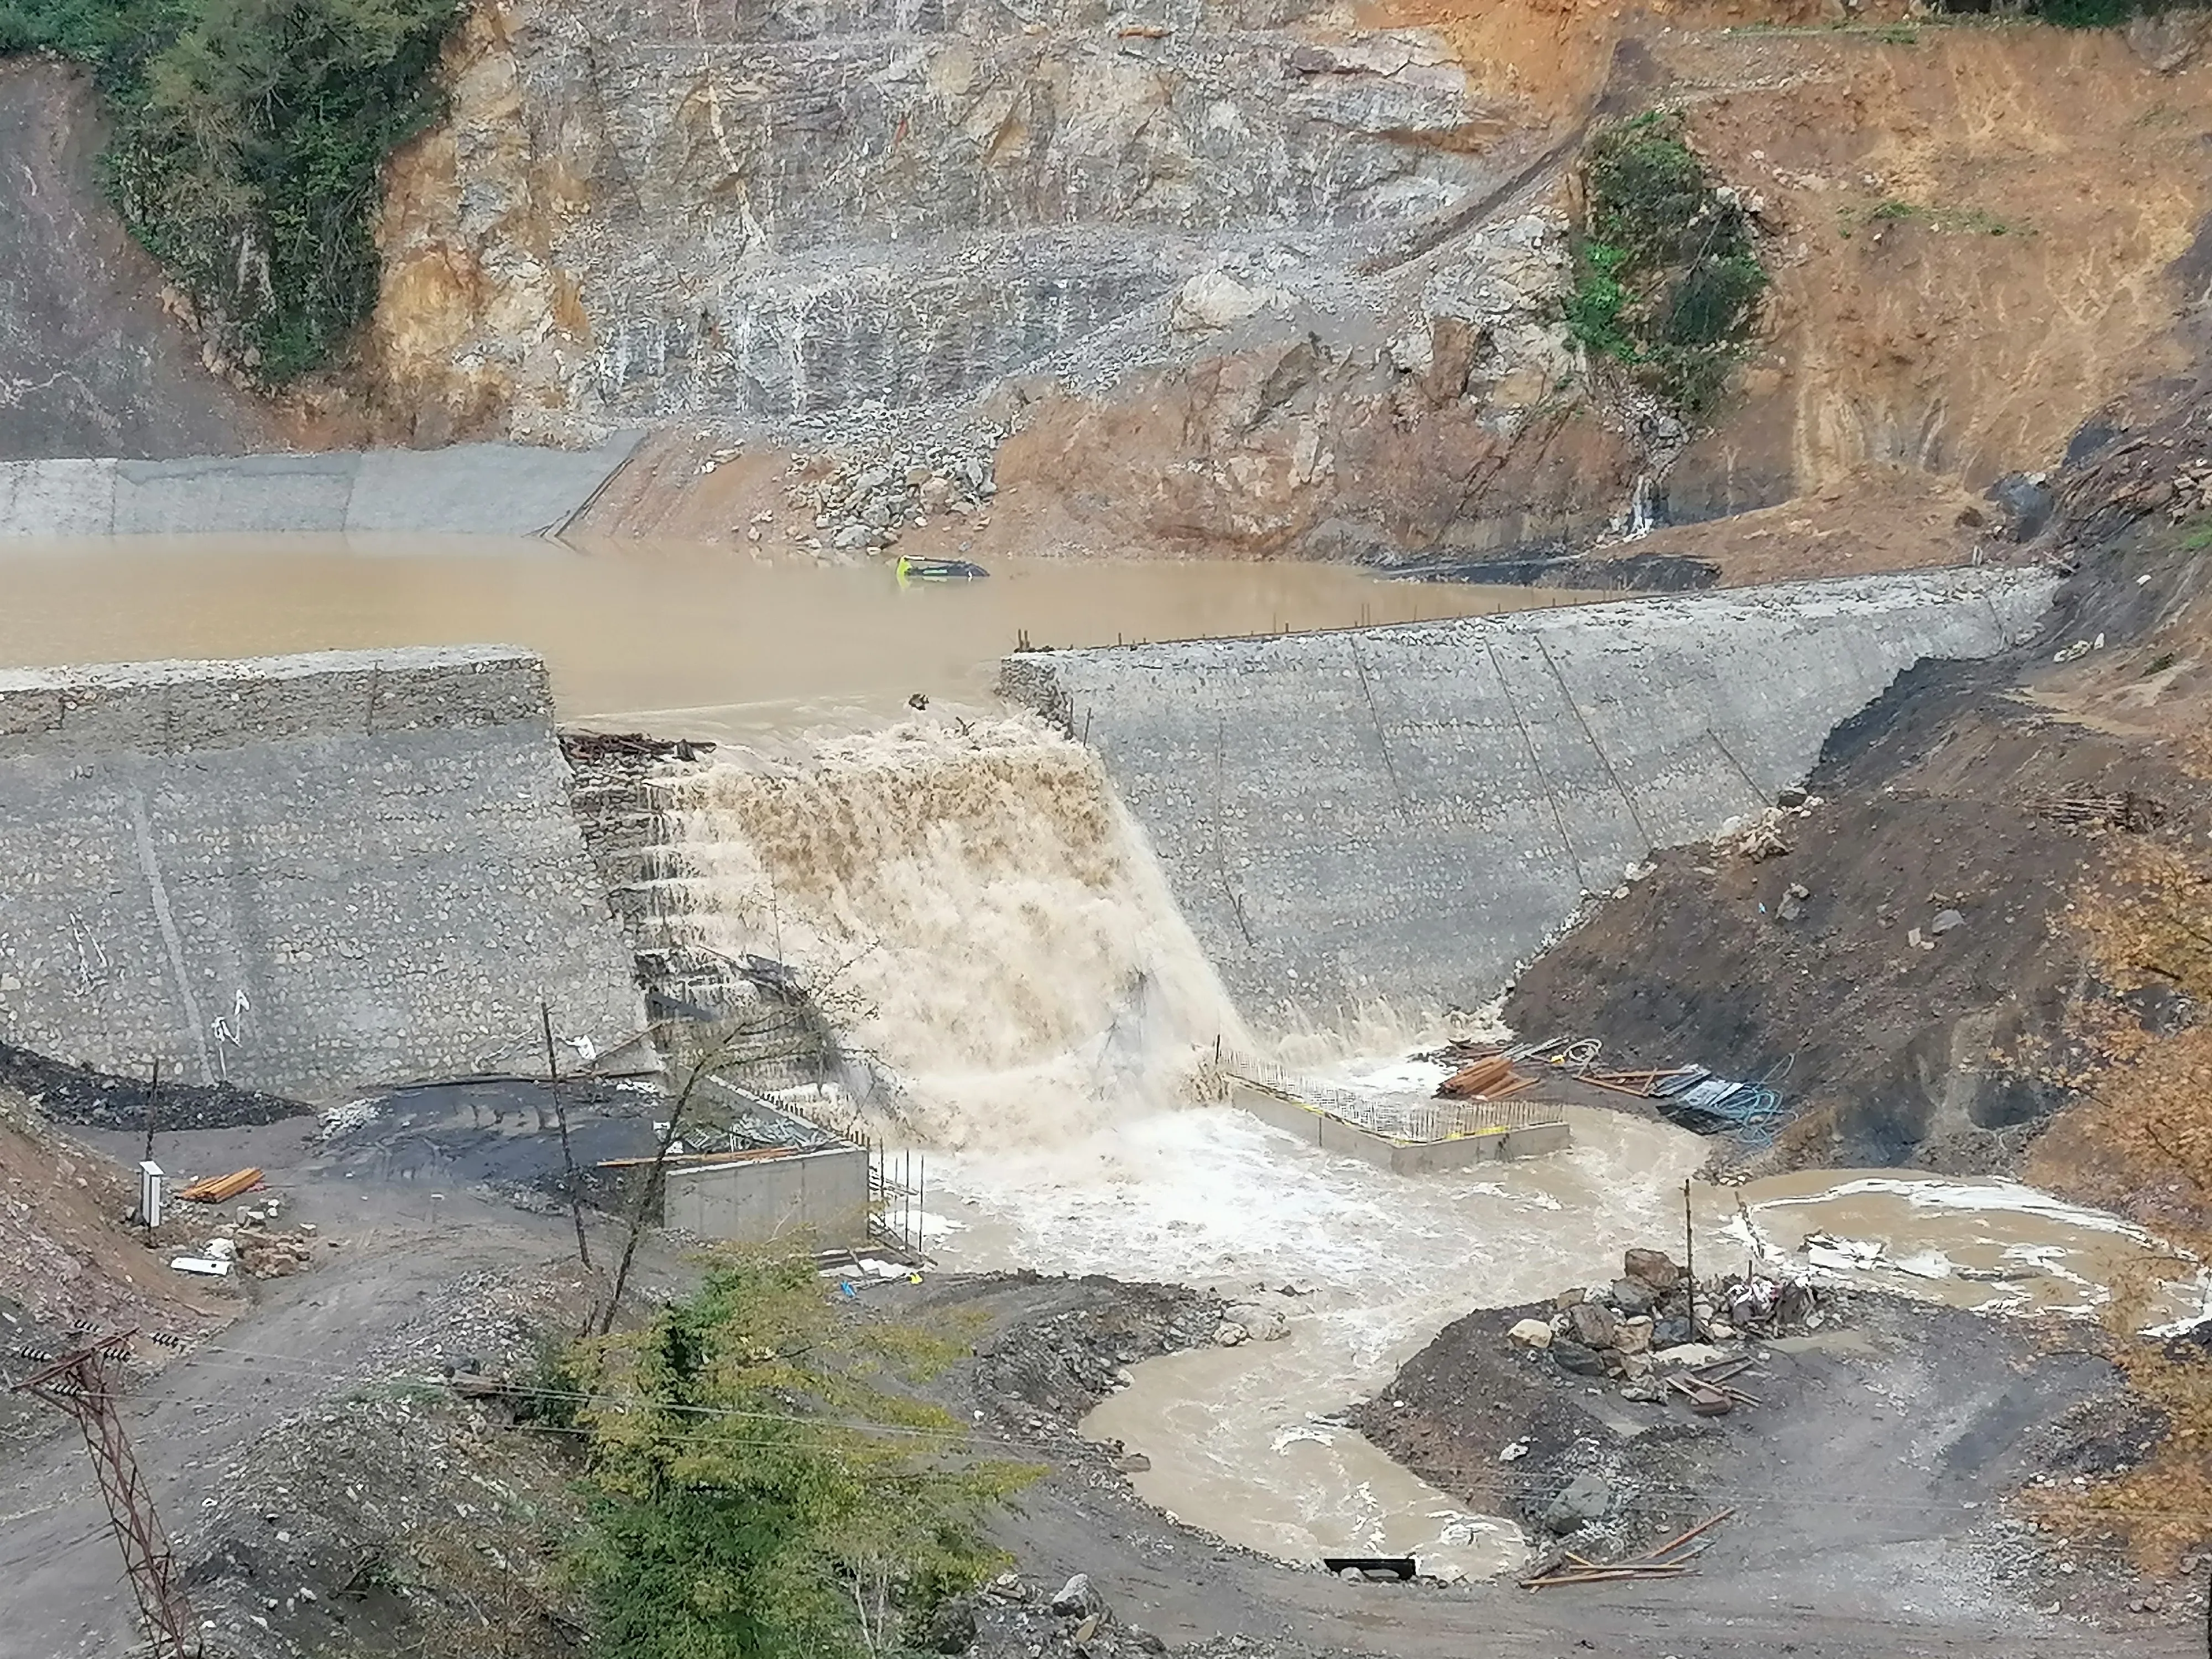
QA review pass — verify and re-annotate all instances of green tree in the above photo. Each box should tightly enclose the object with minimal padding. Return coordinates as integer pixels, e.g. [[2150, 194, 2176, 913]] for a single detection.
[[2, 0, 459, 379], [575, 1259, 1041, 1658]]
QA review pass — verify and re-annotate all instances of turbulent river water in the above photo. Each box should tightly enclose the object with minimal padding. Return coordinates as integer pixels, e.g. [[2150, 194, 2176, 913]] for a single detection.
[[9, 530, 2191, 1582], [628, 714, 2203, 1582]]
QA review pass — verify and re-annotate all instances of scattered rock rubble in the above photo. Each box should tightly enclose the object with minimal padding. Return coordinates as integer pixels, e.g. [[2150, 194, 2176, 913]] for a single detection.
[[1506, 1246, 1835, 1411], [787, 442, 1000, 554], [952, 1569, 1327, 1659], [181, 1269, 590, 1659], [1714, 791, 1824, 863]]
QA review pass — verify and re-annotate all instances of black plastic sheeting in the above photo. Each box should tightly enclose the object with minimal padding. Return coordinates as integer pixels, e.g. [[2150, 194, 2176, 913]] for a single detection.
[[2, 1041, 311, 1131]]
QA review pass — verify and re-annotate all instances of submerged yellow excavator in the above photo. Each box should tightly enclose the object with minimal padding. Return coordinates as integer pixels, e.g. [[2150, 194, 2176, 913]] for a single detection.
[[894, 555, 989, 585]]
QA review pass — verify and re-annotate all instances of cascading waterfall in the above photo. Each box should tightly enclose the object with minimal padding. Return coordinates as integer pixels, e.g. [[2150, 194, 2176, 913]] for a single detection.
[[644, 718, 1249, 1147], [1626, 469, 1660, 539]]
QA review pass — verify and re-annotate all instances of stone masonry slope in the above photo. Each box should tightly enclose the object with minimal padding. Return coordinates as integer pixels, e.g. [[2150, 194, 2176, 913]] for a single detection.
[[1001, 567, 2056, 1029], [0, 647, 643, 1099]]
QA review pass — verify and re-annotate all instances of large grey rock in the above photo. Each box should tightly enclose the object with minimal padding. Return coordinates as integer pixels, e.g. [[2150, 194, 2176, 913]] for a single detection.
[[1568, 1301, 1618, 1352], [1541, 1473, 1611, 1532], [1050, 1573, 1104, 1618], [1550, 1338, 1604, 1378]]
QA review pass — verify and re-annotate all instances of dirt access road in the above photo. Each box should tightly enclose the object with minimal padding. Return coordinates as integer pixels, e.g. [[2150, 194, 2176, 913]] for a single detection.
[[0, 1108, 589, 1659]]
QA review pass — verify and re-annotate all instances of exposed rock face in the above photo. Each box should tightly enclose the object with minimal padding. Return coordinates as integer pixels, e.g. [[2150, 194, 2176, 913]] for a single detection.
[[988, 208, 1626, 557], [358, 0, 2212, 570], [371, 0, 1538, 443]]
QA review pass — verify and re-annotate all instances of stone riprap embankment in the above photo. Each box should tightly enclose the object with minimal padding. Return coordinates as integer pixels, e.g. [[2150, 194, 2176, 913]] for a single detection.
[[0, 435, 641, 538], [1001, 567, 2057, 1027], [0, 648, 643, 1100]]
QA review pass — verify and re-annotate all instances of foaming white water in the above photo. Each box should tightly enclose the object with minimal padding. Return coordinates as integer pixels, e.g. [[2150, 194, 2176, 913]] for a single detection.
[[651, 718, 1248, 1145]]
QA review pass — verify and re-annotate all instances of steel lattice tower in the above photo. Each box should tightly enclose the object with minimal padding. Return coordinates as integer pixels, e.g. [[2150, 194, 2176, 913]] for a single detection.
[[10, 1332, 202, 1659]]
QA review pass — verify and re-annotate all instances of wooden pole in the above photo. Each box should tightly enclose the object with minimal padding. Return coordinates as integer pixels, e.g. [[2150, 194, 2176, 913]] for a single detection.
[[1683, 1177, 1695, 1294], [141, 1058, 161, 1167]]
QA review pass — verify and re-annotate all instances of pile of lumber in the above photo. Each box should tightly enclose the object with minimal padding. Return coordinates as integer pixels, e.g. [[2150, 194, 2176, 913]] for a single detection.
[[176, 1167, 263, 1203], [1437, 1054, 1534, 1100], [1521, 1510, 1732, 1590]]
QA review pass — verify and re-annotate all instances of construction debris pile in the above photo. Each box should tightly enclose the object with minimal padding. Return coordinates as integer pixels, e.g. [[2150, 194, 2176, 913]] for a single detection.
[[1521, 1509, 1735, 1591], [1430, 1046, 1537, 1102], [1507, 1248, 1833, 1413], [1453, 1034, 1790, 1141], [170, 1176, 330, 1280]]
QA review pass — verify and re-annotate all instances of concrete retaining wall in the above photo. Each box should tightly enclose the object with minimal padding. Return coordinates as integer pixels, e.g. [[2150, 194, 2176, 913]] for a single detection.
[[1003, 567, 2057, 1028], [662, 1147, 870, 1246], [0, 434, 643, 538], [1228, 1079, 1571, 1172], [0, 647, 644, 1099]]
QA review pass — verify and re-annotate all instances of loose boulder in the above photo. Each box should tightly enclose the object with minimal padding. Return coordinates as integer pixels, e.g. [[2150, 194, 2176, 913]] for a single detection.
[[1222, 1302, 1290, 1342], [1623, 1248, 1680, 1292], [1551, 1338, 1605, 1377], [1567, 1300, 1618, 1351], [1507, 1317, 1554, 1349], [1171, 270, 1286, 332], [1541, 1472, 1612, 1532], [1051, 1574, 1104, 1618]]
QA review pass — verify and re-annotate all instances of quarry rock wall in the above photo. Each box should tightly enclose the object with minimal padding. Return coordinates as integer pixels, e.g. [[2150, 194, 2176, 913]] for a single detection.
[[1001, 567, 2058, 1029], [0, 648, 644, 1099]]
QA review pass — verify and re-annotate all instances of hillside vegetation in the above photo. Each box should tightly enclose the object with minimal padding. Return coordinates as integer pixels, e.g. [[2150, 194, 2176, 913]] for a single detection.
[[0, 0, 458, 380]]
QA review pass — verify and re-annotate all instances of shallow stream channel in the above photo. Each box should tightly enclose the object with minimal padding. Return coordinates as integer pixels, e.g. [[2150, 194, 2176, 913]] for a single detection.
[[919, 1049, 2203, 1580]]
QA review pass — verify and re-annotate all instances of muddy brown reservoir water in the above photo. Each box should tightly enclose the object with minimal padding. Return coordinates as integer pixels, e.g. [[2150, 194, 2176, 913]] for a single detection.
[[0, 534, 1592, 741]]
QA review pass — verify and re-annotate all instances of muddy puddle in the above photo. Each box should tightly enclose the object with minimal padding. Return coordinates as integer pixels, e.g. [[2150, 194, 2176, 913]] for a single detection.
[[0, 534, 1598, 742]]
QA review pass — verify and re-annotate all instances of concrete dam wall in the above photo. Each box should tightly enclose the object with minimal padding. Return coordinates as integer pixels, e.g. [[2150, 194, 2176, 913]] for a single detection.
[[1001, 567, 2058, 1030], [0, 648, 643, 1099], [0, 435, 641, 538]]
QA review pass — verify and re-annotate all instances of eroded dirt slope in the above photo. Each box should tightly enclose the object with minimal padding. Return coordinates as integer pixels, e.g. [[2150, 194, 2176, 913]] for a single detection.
[[1508, 364, 2212, 1176]]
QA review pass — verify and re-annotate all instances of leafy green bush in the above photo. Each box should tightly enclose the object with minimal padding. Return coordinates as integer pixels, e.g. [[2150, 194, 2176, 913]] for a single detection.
[[3, 0, 460, 380], [1933, 0, 2207, 28], [573, 1258, 1041, 1659], [1565, 110, 1768, 420]]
